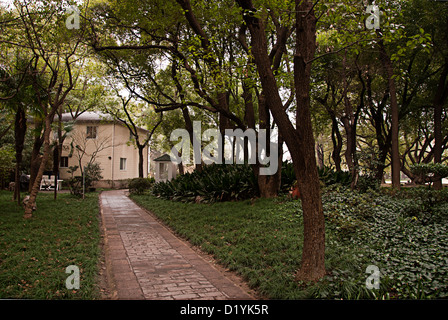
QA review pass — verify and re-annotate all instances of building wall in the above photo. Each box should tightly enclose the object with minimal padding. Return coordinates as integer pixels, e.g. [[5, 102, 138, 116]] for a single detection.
[[58, 121, 149, 187]]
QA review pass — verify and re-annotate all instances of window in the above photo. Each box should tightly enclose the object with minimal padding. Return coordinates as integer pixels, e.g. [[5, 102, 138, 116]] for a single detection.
[[120, 158, 127, 171], [86, 126, 97, 139], [60, 156, 69, 168]]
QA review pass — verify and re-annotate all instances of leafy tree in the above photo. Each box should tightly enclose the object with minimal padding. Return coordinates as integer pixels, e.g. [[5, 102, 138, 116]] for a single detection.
[[1, 0, 93, 218]]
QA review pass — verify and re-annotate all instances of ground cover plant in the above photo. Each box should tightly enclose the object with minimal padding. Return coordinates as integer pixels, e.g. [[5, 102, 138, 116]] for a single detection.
[[151, 164, 259, 203], [0, 191, 101, 299], [132, 186, 448, 299]]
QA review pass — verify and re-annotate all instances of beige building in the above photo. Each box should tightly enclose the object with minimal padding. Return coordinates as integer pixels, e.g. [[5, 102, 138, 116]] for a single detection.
[[59, 112, 150, 188]]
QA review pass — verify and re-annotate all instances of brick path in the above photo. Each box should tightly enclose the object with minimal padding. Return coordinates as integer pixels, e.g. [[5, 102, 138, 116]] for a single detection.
[[99, 190, 253, 300]]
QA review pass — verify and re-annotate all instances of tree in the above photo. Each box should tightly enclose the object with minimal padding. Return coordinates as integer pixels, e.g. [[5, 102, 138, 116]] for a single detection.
[[1, 0, 91, 218], [236, 0, 326, 281]]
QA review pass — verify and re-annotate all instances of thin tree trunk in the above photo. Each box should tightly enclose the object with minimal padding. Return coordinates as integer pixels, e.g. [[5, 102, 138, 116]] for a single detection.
[[138, 145, 145, 178], [24, 114, 54, 218], [379, 40, 401, 190], [433, 59, 448, 190], [14, 105, 26, 205], [29, 118, 44, 193], [293, 0, 325, 281]]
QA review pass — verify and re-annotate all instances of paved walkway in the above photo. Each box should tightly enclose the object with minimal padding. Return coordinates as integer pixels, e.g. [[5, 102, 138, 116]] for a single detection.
[[99, 190, 253, 300]]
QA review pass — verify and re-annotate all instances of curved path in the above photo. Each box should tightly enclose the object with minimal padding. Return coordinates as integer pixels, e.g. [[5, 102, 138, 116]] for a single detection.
[[99, 190, 253, 300]]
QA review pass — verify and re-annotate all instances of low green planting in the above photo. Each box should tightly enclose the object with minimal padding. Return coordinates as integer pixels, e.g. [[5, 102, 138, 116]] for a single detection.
[[0, 191, 101, 299], [133, 186, 448, 299], [150, 162, 354, 203], [152, 163, 258, 203]]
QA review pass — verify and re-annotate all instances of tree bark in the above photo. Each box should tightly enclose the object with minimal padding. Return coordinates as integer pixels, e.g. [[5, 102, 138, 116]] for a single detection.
[[14, 105, 26, 205], [432, 59, 448, 190], [330, 116, 343, 172], [378, 39, 401, 190], [293, 0, 325, 281], [138, 145, 145, 178], [29, 133, 44, 193], [24, 112, 56, 218]]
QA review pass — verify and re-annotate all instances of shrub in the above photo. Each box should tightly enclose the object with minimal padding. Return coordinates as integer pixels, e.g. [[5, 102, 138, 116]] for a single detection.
[[128, 177, 153, 195], [280, 161, 296, 192], [318, 166, 351, 187], [152, 163, 258, 203], [68, 162, 103, 196], [355, 174, 380, 193], [280, 163, 352, 193], [410, 163, 448, 186]]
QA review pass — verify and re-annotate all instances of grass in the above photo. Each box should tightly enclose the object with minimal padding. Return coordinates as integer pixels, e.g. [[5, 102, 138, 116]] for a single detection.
[[0, 191, 102, 299], [132, 186, 448, 299]]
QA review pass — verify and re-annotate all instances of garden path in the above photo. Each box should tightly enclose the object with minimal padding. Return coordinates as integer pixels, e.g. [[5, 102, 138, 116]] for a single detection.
[[99, 189, 253, 300]]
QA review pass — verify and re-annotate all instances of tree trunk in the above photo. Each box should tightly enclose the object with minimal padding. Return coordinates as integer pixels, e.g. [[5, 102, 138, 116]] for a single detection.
[[236, 0, 325, 282], [54, 108, 63, 200], [14, 105, 27, 205], [378, 39, 401, 190], [330, 116, 343, 172], [138, 144, 145, 178], [432, 59, 448, 190], [256, 92, 281, 198], [293, 0, 325, 281], [29, 118, 44, 193], [181, 106, 202, 172], [24, 114, 54, 218]]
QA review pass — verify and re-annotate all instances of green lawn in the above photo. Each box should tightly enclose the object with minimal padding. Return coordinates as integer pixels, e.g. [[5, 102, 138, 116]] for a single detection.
[[0, 191, 101, 299], [132, 186, 448, 299]]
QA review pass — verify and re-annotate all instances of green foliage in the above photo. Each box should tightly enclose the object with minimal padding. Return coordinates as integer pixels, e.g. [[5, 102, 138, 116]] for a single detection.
[[0, 145, 14, 183], [318, 166, 351, 187], [322, 186, 375, 237], [128, 177, 154, 195], [410, 163, 448, 182], [281, 162, 352, 192], [68, 163, 103, 197], [351, 188, 448, 299], [152, 163, 258, 203], [280, 161, 296, 191], [356, 174, 380, 193]]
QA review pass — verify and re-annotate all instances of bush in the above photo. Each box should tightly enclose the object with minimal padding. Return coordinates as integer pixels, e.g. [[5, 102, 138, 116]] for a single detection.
[[68, 162, 103, 197], [355, 174, 380, 193], [128, 177, 154, 195], [280, 161, 296, 192], [410, 163, 448, 185], [152, 163, 258, 203], [280, 163, 352, 193], [318, 166, 351, 187]]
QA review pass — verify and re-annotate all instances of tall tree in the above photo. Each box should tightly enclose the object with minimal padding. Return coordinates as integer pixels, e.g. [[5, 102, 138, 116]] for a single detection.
[[236, 0, 325, 281], [0, 0, 91, 218]]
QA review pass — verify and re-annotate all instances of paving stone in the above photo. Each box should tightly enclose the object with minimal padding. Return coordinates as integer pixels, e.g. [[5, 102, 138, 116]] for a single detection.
[[100, 190, 253, 300]]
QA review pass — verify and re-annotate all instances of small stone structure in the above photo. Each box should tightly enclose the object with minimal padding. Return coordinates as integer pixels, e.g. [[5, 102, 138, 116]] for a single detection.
[[154, 154, 177, 182]]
